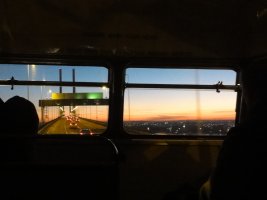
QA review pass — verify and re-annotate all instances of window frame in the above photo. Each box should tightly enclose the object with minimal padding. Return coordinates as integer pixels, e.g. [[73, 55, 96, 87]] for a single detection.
[[0, 62, 111, 135], [122, 65, 242, 138]]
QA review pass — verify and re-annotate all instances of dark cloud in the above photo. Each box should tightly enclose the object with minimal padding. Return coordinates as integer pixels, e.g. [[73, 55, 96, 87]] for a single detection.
[[147, 115, 188, 121]]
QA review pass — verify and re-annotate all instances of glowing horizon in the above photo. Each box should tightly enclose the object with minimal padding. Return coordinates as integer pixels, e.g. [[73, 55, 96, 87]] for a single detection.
[[123, 112, 235, 122], [123, 68, 237, 122], [123, 110, 235, 121]]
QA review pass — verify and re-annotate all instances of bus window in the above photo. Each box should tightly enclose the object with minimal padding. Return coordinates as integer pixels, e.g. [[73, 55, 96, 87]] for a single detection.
[[0, 64, 109, 135], [123, 68, 239, 136]]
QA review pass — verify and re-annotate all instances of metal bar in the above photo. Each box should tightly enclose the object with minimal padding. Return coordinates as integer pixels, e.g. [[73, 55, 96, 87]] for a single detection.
[[72, 68, 76, 93], [59, 68, 62, 93], [39, 99, 109, 107], [0, 80, 109, 87], [0, 79, 239, 90], [125, 83, 240, 91]]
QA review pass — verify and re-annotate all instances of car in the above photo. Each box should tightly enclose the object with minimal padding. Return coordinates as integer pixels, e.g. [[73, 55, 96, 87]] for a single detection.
[[79, 128, 93, 135], [69, 121, 78, 129]]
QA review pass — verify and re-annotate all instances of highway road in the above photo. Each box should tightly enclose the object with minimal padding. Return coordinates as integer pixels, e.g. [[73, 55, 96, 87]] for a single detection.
[[38, 117, 107, 134]]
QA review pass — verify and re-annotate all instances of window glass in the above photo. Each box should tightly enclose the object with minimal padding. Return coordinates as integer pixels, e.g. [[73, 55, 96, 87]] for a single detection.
[[124, 68, 237, 136], [0, 64, 107, 82], [0, 64, 109, 135], [126, 68, 236, 85]]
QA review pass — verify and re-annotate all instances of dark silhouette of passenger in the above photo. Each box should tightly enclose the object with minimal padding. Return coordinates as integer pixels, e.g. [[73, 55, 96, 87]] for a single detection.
[[0, 96, 39, 199], [0, 98, 4, 127], [0, 98, 3, 112], [0, 98, 3, 109], [199, 66, 267, 200], [1, 95, 39, 135], [0, 96, 39, 163]]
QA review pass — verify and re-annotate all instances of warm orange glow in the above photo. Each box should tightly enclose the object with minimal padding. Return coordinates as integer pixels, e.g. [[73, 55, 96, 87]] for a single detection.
[[124, 89, 237, 121], [124, 111, 235, 121]]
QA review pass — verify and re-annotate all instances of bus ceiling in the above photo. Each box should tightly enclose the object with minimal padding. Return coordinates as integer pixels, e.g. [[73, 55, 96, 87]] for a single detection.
[[0, 0, 266, 62]]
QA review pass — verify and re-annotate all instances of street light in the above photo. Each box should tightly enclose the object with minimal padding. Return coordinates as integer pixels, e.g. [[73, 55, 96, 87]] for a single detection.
[[27, 64, 36, 100], [31, 64, 36, 79], [48, 89, 52, 99], [102, 86, 108, 98], [71, 106, 78, 112], [41, 78, 46, 100]]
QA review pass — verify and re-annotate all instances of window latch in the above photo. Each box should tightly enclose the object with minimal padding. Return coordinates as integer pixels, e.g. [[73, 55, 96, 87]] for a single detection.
[[215, 81, 223, 93], [8, 76, 16, 90]]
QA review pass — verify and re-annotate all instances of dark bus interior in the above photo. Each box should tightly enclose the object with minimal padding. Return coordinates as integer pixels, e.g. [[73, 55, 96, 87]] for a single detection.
[[0, 0, 266, 199]]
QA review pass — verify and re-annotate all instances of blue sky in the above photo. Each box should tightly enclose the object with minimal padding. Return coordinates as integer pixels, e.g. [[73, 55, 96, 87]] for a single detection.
[[0, 64, 108, 101], [126, 68, 236, 85]]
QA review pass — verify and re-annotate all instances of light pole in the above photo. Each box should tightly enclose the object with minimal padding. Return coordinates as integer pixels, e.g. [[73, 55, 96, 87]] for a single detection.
[[27, 64, 36, 100], [102, 86, 108, 98], [48, 89, 52, 99], [27, 64, 30, 100], [41, 78, 45, 100]]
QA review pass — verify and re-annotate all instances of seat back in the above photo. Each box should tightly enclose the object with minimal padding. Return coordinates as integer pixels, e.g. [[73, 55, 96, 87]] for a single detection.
[[0, 135, 120, 200]]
